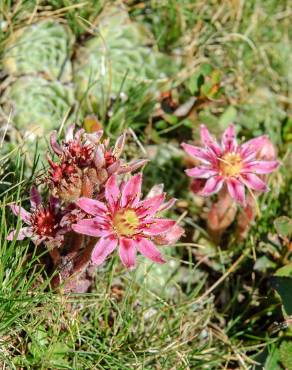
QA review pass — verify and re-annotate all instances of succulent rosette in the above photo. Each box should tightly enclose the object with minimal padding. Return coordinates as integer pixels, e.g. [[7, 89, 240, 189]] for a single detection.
[[182, 124, 280, 205], [72, 174, 181, 268], [73, 5, 179, 116]]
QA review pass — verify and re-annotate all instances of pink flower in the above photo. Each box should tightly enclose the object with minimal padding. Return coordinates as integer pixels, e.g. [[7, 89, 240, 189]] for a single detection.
[[72, 174, 181, 269], [182, 124, 279, 205], [7, 187, 64, 248]]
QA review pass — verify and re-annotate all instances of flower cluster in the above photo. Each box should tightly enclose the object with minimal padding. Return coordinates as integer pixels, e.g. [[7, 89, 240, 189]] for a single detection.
[[9, 126, 183, 285], [48, 125, 147, 201], [8, 122, 279, 291]]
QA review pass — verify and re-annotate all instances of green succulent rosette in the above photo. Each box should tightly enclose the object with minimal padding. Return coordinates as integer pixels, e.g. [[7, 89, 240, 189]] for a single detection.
[[3, 20, 74, 82], [73, 5, 179, 116], [2, 76, 74, 149]]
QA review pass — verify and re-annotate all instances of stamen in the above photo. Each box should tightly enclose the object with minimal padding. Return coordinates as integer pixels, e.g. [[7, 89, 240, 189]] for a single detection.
[[113, 209, 139, 236], [219, 152, 243, 177]]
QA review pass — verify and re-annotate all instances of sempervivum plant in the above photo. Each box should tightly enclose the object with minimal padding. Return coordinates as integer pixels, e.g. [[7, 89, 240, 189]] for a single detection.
[[48, 125, 148, 202], [8, 125, 183, 293], [73, 5, 179, 117], [3, 20, 74, 82], [1, 20, 75, 157], [182, 123, 280, 240], [182, 124, 279, 205], [2, 76, 74, 135]]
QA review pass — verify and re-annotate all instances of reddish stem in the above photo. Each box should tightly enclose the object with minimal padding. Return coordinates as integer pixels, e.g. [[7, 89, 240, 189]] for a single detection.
[[73, 237, 96, 273], [49, 248, 61, 266], [51, 236, 96, 290]]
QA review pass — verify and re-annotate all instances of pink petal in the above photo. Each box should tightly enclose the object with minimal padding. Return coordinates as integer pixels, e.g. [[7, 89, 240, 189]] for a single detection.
[[157, 198, 176, 213], [185, 167, 217, 178], [65, 124, 75, 141], [91, 236, 117, 265], [141, 219, 176, 236], [136, 237, 165, 264], [94, 146, 106, 169], [257, 138, 277, 161], [72, 218, 110, 237], [76, 197, 107, 216], [146, 184, 164, 198], [121, 173, 142, 207], [222, 124, 237, 152], [199, 176, 224, 196], [30, 186, 42, 208], [105, 175, 120, 212], [240, 135, 269, 157], [240, 173, 268, 192], [7, 227, 32, 241], [107, 160, 121, 175], [119, 237, 137, 269], [118, 159, 149, 174], [181, 143, 213, 164], [50, 131, 62, 155], [10, 205, 31, 223], [85, 130, 103, 145], [242, 160, 279, 174], [113, 133, 126, 158], [200, 125, 222, 156], [136, 194, 165, 218], [75, 128, 85, 141], [226, 178, 246, 205], [154, 224, 184, 246]]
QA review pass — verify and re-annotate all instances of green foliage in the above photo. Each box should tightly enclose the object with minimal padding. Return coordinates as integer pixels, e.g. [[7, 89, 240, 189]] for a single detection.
[[274, 217, 292, 238], [271, 275, 292, 316], [279, 340, 292, 370], [3, 20, 74, 82], [105, 83, 156, 136], [48, 0, 104, 36], [2, 76, 74, 137], [1, 19, 75, 144], [73, 5, 179, 119], [143, 143, 188, 197], [184, 63, 223, 99]]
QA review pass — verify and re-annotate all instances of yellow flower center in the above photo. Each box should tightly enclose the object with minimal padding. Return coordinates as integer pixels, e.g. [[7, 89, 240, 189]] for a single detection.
[[219, 152, 242, 177], [113, 209, 139, 236]]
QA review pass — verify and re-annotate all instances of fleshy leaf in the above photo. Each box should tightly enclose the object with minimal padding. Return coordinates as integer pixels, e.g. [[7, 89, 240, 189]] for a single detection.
[[3, 20, 74, 82], [74, 5, 180, 116]]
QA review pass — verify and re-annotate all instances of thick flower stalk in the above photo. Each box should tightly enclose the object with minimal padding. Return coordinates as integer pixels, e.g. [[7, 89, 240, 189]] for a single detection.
[[182, 124, 279, 205], [8, 187, 64, 248], [72, 174, 181, 269]]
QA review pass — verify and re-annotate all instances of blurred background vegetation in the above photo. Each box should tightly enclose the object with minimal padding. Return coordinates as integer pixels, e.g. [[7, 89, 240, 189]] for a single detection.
[[0, 0, 291, 368]]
